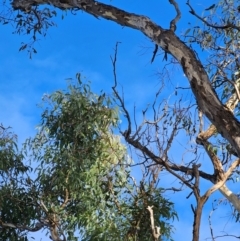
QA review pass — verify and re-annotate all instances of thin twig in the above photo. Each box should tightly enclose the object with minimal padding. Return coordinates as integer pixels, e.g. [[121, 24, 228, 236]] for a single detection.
[[111, 42, 132, 138]]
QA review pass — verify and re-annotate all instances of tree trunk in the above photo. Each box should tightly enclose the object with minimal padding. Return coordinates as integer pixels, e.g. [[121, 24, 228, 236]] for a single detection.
[[192, 201, 204, 241]]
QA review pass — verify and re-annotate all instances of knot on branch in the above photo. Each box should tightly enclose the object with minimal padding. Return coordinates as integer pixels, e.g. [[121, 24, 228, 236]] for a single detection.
[[196, 136, 204, 146]]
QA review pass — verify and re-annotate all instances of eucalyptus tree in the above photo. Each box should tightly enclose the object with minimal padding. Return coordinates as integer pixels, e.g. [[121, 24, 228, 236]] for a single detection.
[[0, 78, 176, 241], [1, 0, 240, 240]]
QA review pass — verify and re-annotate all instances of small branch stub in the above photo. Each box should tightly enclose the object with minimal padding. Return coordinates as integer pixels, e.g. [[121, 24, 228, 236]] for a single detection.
[[147, 205, 161, 241]]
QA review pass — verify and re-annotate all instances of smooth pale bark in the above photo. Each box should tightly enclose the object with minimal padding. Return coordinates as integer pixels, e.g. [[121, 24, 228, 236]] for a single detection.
[[220, 184, 240, 212]]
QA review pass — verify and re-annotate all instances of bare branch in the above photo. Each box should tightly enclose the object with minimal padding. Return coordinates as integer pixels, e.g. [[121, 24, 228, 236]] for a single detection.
[[208, 207, 216, 241], [147, 206, 161, 241], [111, 42, 132, 138], [169, 0, 181, 31], [0, 220, 43, 232]]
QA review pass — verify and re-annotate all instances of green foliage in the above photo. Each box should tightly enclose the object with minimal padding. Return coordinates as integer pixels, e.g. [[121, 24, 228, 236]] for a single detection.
[[1, 0, 240, 240], [0, 75, 177, 241], [28, 75, 125, 238], [185, 0, 240, 103], [0, 126, 33, 241], [0, 1, 57, 57], [0, 126, 25, 173]]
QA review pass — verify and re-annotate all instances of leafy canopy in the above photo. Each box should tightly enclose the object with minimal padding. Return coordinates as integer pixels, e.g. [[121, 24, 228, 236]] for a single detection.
[[0, 75, 177, 241]]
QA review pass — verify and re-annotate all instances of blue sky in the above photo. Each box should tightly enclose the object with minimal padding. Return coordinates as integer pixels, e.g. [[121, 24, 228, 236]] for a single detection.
[[1, 0, 239, 240]]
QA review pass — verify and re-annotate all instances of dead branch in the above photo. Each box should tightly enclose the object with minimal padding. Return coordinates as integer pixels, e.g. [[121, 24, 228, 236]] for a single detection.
[[147, 206, 161, 241], [151, 44, 158, 63], [111, 42, 132, 138]]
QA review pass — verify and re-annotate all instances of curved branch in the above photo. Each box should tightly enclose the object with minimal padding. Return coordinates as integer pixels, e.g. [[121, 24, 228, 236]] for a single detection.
[[202, 158, 240, 205], [12, 0, 240, 158], [169, 0, 181, 31], [124, 134, 214, 182], [111, 42, 132, 138], [0, 220, 43, 232]]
